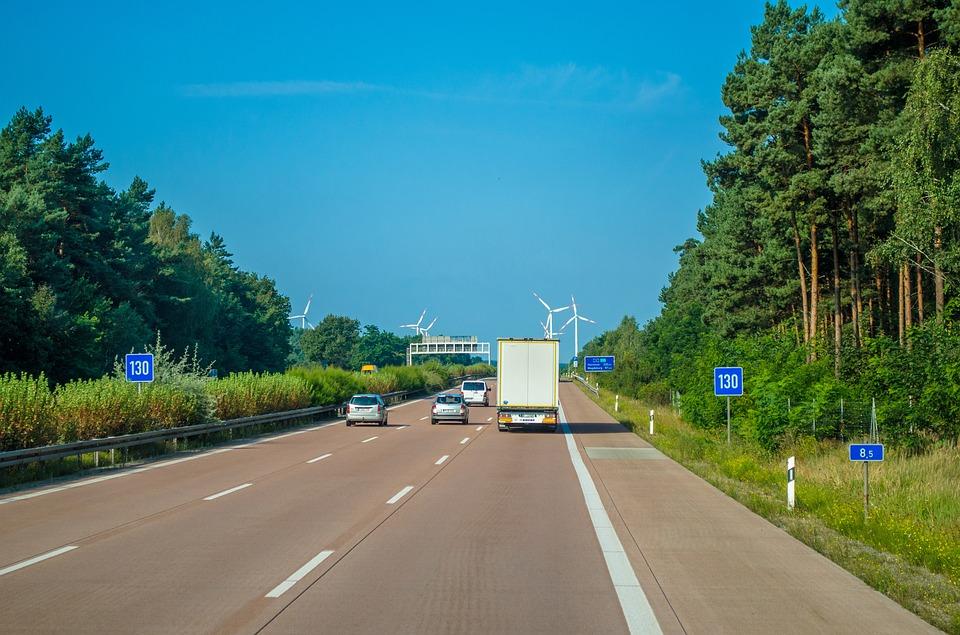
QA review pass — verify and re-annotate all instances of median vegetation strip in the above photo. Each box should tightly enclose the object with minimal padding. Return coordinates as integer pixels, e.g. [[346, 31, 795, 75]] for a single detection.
[[577, 384, 960, 634]]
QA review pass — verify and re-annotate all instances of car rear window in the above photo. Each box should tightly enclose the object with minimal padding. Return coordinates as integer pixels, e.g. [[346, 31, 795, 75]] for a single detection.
[[350, 396, 378, 405], [463, 382, 486, 391], [437, 395, 462, 404]]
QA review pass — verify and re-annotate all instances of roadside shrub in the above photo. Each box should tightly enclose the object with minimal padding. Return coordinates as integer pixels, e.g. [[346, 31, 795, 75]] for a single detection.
[[207, 372, 312, 420], [54, 378, 210, 442], [0, 373, 57, 450], [287, 366, 364, 404]]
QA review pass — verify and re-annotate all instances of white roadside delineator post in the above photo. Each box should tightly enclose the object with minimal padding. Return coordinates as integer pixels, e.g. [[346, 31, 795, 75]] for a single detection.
[[615, 395, 620, 412], [649, 409, 655, 435], [787, 456, 796, 510]]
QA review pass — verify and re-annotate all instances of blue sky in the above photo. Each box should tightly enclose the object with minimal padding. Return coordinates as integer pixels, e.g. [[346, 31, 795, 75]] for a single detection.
[[2, 1, 838, 362]]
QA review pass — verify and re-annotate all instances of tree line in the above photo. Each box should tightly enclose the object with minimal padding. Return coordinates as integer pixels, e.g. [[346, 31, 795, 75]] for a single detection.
[[583, 1, 960, 445], [291, 316, 477, 370], [0, 108, 292, 382]]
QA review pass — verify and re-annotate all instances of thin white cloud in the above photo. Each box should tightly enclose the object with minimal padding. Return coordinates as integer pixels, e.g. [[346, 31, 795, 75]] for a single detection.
[[460, 64, 682, 110], [181, 80, 381, 97], [181, 64, 681, 110]]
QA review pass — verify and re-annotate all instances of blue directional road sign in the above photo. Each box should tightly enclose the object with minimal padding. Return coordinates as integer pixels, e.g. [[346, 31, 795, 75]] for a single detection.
[[849, 443, 884, 462], [125, 353, 155, 383], [714, 367, 743, 397], [584, 356, 615, 372]]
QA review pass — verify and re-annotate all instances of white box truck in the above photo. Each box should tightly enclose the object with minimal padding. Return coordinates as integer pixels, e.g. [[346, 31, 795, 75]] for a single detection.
[[496, 338, 559, 432]]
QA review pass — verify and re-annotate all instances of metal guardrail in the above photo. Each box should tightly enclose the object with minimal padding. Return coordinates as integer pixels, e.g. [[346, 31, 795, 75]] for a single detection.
[[0, 380, 471, 471], [572, 373, 600, 396]]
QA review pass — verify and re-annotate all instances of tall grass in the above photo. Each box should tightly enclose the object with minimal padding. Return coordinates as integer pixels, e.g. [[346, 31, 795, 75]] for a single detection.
[[55, 379, 210, 441], [582, 385, 960, 632], [288, 362, 494, 404], [0, 361, 494, 454], [206, 372, 312, 420], [0, 373, 57, 450]]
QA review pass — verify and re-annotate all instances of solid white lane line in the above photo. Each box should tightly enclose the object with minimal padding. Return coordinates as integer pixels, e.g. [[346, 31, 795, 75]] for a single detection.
[[460, 437, 470, 444], [419, 416, 429, 421], [0, 419, 346, 507], [475, 425, 483, 431], [435, 455, 450, 465], [362, 436, 378, 443], [306, 453, 333, 464], [386, 485, 414, 504], [203, 483, 252, 501], [486, 416, 493, 422], [265, 550, 334, 598], [0, 546, 78, 577], [558, 402, 662, 635]]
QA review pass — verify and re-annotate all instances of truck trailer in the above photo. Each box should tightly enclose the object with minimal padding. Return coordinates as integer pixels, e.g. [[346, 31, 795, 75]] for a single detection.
[[496, 338, 559, 432]]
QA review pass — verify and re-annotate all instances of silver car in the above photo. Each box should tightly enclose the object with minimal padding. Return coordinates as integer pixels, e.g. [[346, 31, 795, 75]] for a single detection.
[[346, 394, 388, 426], [431, 393, 469, 425]]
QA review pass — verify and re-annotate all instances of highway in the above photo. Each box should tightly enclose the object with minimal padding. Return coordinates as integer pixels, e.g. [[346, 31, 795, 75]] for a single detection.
[[0, 382, 937, 634]]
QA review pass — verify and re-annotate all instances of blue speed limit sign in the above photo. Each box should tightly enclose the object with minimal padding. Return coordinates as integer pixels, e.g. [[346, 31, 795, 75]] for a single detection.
[[714, 367, 743, 397], [125, 353, 155, 383]]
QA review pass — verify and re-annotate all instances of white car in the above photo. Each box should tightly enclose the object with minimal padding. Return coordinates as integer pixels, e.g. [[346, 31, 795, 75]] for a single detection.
[[460, 380, 490, 406]]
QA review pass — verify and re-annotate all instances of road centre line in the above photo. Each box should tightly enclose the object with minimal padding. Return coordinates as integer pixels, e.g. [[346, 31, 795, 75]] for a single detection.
[[395, 425, 409, 430], [475, 425, 483, 431], [306, 453, 332, 464], [435, 455, 449, 465], [265, 550, 334, 598], [419, 416, 429, 421], [362, 436, 378, 443], [386, 485, 414, 504], [203, 483, 252, 501], [460, 437, 470, 444], [0, 420, 345, 506], [486, 416, 493, 422], [0, 545, 78, 577], [558, 401, 662, 635]]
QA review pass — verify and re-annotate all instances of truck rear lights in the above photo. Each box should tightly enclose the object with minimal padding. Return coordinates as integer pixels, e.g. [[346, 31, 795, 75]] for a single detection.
[[543, 416, 557, 424], [498, 414, 512, 423]]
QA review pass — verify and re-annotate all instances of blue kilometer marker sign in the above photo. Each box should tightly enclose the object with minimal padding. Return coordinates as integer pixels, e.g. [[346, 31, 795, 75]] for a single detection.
[[713, 367, 743, 397], [125, 353, 155, 383], [584, 356, 615, 372], [849, 443, 884, 462]]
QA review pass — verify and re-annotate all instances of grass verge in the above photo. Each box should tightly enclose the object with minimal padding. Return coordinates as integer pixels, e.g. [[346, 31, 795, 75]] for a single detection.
[[576, 383, 960, 633]]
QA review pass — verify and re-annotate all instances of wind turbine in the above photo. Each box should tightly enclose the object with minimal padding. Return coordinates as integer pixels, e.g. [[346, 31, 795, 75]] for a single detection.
[[401, 309, 436, 337], [533, 292, 569, 339], [561, 295, 595, 367], [288, 294, 314, 329]]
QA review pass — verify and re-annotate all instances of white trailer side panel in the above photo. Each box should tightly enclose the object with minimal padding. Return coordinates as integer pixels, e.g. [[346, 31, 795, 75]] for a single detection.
[[497, 339, 558, 409]]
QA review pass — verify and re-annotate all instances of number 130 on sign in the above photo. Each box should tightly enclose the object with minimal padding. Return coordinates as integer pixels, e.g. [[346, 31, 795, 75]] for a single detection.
[[714, 367, 743, 397]]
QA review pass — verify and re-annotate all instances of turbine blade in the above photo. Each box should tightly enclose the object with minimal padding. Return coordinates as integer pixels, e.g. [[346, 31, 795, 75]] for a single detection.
[[562, 315, 576, 329], [533, 292, 550, 310], [579, 316, 596, 323], [417, 309, 426, 326], [552, 305, 570, 313], [571, 295, 578, 315], [425, 318, 437, 330], [303, 294, 313, 315]]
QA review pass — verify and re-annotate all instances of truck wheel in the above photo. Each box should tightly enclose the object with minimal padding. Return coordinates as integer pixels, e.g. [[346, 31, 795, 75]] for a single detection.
[[346, 421, 353, 427], [431, 419, 437, 425]]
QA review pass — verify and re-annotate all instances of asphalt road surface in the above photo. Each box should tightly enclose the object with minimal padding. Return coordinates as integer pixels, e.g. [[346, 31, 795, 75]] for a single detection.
[[0, 382, 937, 634]]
